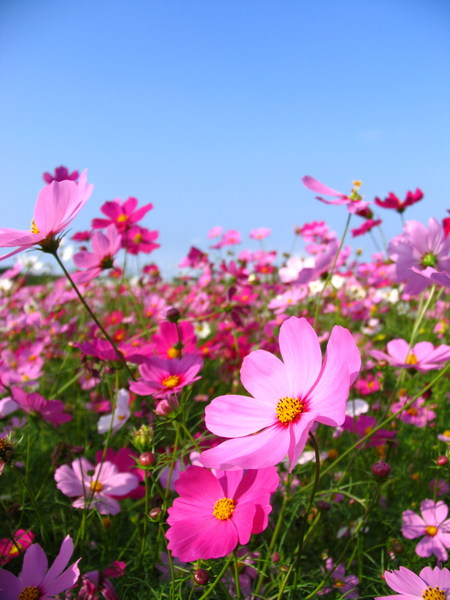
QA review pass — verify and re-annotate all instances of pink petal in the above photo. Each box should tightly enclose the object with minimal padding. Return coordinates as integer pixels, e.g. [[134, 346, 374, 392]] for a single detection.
[[205, 394, 275, 437], [420, 499, 448, 524], [240, 350, 290, 403], [384, 567, 426, 596], [43, 535, 74, 582], [19, 544, 48, 587], [0, 569, 21, 600], [232, 501, 256, 544], [166, 517, 238, 561], [302, 176, 346, 198]]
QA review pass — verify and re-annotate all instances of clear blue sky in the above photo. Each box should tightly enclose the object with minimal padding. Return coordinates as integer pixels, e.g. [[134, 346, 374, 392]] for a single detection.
[[0, 0, 449, 274]]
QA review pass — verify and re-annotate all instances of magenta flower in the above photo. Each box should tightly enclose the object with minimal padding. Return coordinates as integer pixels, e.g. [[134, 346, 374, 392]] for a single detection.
[[0, 171, 93, 262], [376, 566, 450, 600], [402, 499, 450, 561], [302, 176, 370, 213], [374, 188, 424, 213], [0, 530, 34, 567], [122, 225, 160, 255], [92, 197, 153, 232], [318, 558, 359, 599], [200, 317, 360, 471], [11, 388, 72, 427], [351, 218, 382, 237], [0, 535, 80, 600], [55, 457, 139, 515], [43, 165, 79, 184], [166, 465, 279, 561], [130, 354, 203, 399], [72, 225, 121, 284], [388, 218, 450, 294], [370, 339, 450, 372]]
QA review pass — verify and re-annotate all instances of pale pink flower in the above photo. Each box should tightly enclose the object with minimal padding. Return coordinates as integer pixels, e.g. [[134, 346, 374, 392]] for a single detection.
[[402, 499, 450, 561], [0, 171, 93, 261], [376, 566, 450, 600], [0, 535, 80, 600], [55, 458, 139, 515], [249, 227, 271, 240], [73, 225, 121, 284], [207, 225, 223, 239], [370, 339, 450, 372], [97, 389, 131, 434], [200, 317, 360, 471], [302, 176, 370, 213]]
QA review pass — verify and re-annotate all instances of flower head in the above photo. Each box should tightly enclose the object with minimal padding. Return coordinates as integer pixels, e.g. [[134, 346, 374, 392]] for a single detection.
[[130, 354, 203, 399], [73, 225, 121, 284], [402, 499, 450, 561], [302, 176, 370, 213], [200, 317, 360, 471], [376, 565, 450, 600]]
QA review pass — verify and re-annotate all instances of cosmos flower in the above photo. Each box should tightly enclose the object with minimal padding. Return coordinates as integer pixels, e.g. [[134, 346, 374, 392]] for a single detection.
[[376, 566, 450, 600], [200, 317, 360, 471], [130, 354, 203, 399], [370, 339, 450, 372], [72, 225, 121, 284], [0, 535, 80, 600], [374, 188, 424, 213], [402, 499, 450, 561], [0, 171, 93, 262], [0, 530, 34, 567], [92, 197, 153, 232], [166, 465, 279, 561], [11, 388, 72, 427], [97, 389, 131, 435], [302, 176, 370, 213]]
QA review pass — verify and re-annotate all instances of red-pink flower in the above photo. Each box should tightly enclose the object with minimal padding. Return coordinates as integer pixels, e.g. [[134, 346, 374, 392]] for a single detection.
[[92, 197, 153, 232], [122, 225, 160, 255], [0, 535, 80, 600], [402, 499, 450, 561], [11, 388, 72, 427], [72, 225, 121, 284], [376, 566, 450, 600], [166, 465, 279, 561], [374, 188, 423, 213], [200, 317, 360, 471], [130, 354, 203, 399], [0, 530, 34, 567], [302, 176, 370, 213], [351, 218, 382, 237], [0, 171, 93, 262]]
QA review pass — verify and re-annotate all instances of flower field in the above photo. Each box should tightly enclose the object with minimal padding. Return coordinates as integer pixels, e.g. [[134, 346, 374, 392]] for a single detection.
[[0, 168, 449, 599]]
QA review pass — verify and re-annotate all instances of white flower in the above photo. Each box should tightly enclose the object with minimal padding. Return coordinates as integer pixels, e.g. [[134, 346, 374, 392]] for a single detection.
[[97, 389, 131, 434]]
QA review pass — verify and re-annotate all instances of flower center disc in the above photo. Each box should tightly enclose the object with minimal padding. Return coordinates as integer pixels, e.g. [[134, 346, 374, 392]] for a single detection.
[[276, 397, 305, 424], [30, 219, 40, 234], [213, 497, 236, 520], [405, 353, 418, 365], [90, 480, 103, 493], [167, 347, 180, 359], [421, 252, 437, 268], [19, 586, 41, 600], [162, 375, 181, 389], [425, 525, 438, 537], [422, 586, 446, 600]]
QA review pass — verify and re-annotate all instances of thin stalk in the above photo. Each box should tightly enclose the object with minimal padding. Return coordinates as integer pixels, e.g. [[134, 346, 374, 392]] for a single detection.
[[232, 550, 242, 599]]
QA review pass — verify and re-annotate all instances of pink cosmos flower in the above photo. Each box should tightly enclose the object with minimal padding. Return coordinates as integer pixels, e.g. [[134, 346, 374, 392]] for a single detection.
[[302, 176, 370, 213], [318, 558, 359, 599], [69, 561, 126, 600], [55, 457, 139, 515], [402, 499, 450, 561], [200, 317, 360, 471], [0, 530, 34, 566], [391, 396, 436, 428], [249, 227, 271, 240], [351, 218, 382, 237], [0, 171, 93, 262], [11, 388, 72, 427], [342, 414, 397, 447], [207, 225, 223, 239], [370, 339, 450, 372], [72, 225, 121, 284], [130, 354, 203, 399], [121, 225, 160, 255], [388, 218, 450, 294], [43, 166, 79, 184], [151, 321, 197, 359], [92, 197, 153, 232], [377, 566, 450, 600], [374, 188, 424, 213], [0, 535, 80, 600], [166, 465, 279, 561]]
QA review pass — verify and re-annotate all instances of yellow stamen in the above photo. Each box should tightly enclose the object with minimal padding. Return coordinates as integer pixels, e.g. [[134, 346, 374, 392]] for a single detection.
[[117, 214, 128, 223], [161, 375, 181, 389], [30, 219, 39, 234], [19, 586, 41, 600], [276, 397, 306, 425], [213, 497, 236, 520], [425, 525, 438, 537], [133, 233, 143, 243], [167, 346, 180, 359], [406, 353, 418, 365], [90, 480, 103, 493], [8, 542, 22, 555], [422, 586, 446, 600]]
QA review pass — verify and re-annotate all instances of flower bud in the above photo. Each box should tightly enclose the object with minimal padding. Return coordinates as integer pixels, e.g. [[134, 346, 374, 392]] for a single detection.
[[371, 462, 391, 478], [436, 455, 448, 466], [131, 425, 154, 452], [193, 569, 209, 586], [166, 307, 181, 323], [139, 452, 155, 467]]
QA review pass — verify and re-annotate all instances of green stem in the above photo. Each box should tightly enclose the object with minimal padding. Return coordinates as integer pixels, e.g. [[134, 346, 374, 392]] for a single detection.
[[232, 550, 242, 599]]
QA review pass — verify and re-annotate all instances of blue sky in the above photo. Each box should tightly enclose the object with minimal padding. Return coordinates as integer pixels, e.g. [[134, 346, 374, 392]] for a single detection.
[[0, 0, 449, 274]]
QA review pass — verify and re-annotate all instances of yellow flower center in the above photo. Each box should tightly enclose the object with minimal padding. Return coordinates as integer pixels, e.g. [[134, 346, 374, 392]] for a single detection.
[[117, 214, 128, 223], [276, 397, 306, 425], [133, 233, 143, 243], [90, 480, 103, 493], [406, 353, 418, 365], [425, 525, 438, 537], [162, 375, 181, 389], [167, 346, 180, 359], [213, 497, 236, 520], [30, 219, 40, 234], [8, 542, 22, 556], [443, 430, 450, 437], [422, 587, 446, 600], [19, 587, 41, 600]]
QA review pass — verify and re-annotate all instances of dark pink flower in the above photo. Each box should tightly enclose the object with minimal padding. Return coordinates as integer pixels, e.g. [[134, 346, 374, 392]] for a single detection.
[[0, 530, 34, 567], [0, 171, 93, 262], [0, 535, 80, 600], [11, 388, 72, 427], [92, 197, 153, 232], [374, 188, 423, 213], [302, 176, 370, 213], [318, 558, 359, 599], [351, 218, 382, 237], [121, 225, 160, 255], [130, 354, 203, 399], [166, 465, 279, 561], [402, 499, 450, 561], [43, 166, 79, 184], [72, 225, 121, 284]]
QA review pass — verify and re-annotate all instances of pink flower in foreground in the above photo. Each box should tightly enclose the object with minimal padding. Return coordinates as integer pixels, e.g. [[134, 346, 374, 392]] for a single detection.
[[402, 499, 450, 561], [166, 465, 279, 561], [72, 225, 121, 284], [0, 171, 93, 262], [376, 566, 450, 600], [370, 339, 450, 372], [0, 530, 34, 567], [200, 317, 360, 471], [55, 458, 139, 515], [0, 535, 80, 600], [92, 197, 153, 232], [302, 176, 370, 213], [130, 354, 203, 399], [11, 388, 72, 427]]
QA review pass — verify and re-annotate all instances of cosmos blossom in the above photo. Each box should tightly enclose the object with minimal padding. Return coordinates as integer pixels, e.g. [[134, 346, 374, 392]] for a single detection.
[[0, 535, 80, 600], [166, 465, 279, 561], [370, 339, 450, 372], [200, 317, 360, 471], [92, 197, 154, 232], [302, 176, 370, 213], [11, 388, 72, 427], [130, 354, 203, 399], [376, 566, 450, 600], [72, 225, 121, 284], [0, 530, 34, 567], [402, 499, 450, 561], [0, 171, 93, 262]]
